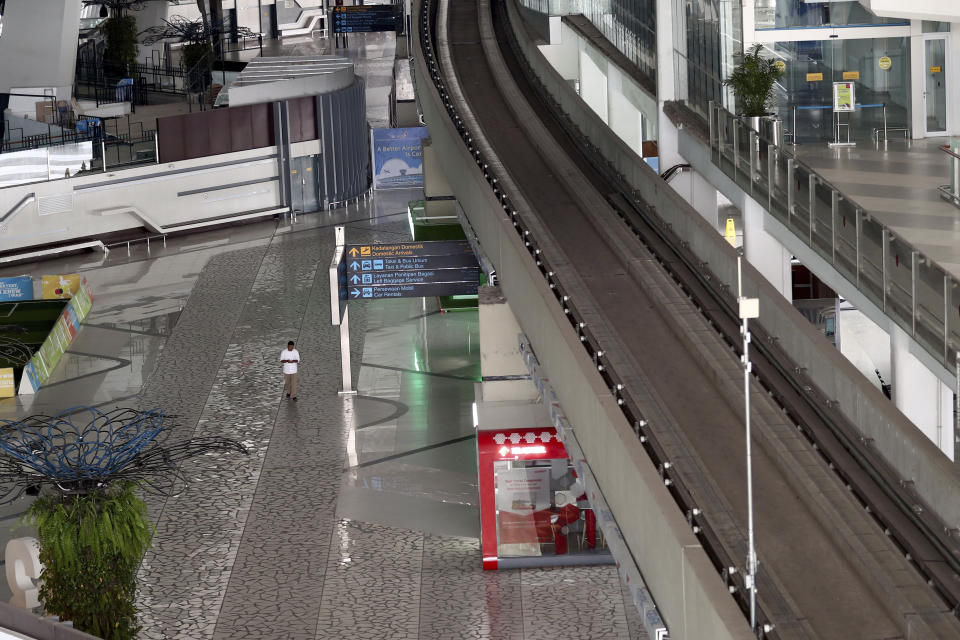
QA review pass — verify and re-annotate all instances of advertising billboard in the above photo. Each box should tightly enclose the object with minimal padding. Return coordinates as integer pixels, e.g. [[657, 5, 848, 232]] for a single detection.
[[0, 276, 33, 301], [371, 127, 428, 190]]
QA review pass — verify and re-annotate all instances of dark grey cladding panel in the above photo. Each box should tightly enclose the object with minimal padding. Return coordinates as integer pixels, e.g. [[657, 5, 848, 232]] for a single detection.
[[317, 77, 369, 205]]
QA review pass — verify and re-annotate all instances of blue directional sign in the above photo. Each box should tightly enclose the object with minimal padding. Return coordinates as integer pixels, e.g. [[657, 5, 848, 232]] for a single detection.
[[348, 282, 480, 300], [332, 5, 400, 34], [340, 241, 480, 301], [345, 240, 473, 260], [347, 253, 478, 272], [347, 267, 479, 287]]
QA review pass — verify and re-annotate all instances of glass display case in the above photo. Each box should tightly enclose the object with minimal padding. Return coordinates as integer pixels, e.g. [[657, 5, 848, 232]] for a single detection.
[[477, 427, 611, 570]]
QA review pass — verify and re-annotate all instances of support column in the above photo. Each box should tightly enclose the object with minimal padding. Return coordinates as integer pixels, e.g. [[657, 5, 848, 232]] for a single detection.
[[578, 42, 608, 123], [910, 20, 926, 139], [743, 197, 792, 301], [0, 0, 82, 97], [655, 0, 684, 171], [478, 286, 539, 402], [689, 170, 718, 229], [836, 305, 892, 393], [890, 325, 955, 460], [607, 66, 644, 155], [539, 20, 579, 80]]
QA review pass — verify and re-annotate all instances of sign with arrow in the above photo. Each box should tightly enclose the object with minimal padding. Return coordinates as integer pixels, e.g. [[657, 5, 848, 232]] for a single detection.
[[340, 241, 480, 302], [348, 281, 479, 300], [331, 5, 400, 34]]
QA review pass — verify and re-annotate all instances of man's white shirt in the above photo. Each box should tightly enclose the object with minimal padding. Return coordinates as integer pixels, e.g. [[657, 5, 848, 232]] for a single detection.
[[281, 349, 300, 374]]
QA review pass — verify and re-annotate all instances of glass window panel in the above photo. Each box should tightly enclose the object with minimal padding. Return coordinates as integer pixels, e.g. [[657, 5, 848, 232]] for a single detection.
[[756, 0, 907, 30]]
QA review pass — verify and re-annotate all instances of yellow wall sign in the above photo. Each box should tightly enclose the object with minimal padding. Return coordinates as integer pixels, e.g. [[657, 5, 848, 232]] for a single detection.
[[806, 72, 824, 82], [0, 368, 15, 398], [40, 274, 81, 300], [842, 71, 860, 80], [930, 66, 942, 73], [878, 56, 892, 70], [774, 60, 786, 74]]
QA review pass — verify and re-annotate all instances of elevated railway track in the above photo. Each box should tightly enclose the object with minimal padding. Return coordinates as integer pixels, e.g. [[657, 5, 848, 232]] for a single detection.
[[416, 0, 960, 636]]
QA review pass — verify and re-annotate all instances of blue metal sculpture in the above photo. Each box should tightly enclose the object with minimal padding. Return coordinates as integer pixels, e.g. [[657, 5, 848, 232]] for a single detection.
[[0, 406, 247, 501]]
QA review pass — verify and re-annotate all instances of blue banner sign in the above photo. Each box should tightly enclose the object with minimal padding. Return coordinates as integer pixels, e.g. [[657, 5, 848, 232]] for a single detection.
[[0, 277, 33, 301], [371, 127, 428, 190]]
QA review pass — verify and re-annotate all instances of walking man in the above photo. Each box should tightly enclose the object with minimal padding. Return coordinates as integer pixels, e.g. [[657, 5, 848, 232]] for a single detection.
[[281, 340, 300, 400]]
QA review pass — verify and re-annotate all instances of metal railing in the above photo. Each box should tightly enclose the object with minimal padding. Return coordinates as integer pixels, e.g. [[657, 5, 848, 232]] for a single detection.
[[709, 100, 959, 373]]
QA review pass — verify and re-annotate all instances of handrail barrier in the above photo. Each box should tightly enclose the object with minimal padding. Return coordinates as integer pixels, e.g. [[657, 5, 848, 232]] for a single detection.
[[710, 100, 956, 377], [789, 102, 908, 145]]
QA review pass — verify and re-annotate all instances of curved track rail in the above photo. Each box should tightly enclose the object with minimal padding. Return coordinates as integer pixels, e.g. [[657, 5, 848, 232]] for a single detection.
[[418, 0, 960, 637]]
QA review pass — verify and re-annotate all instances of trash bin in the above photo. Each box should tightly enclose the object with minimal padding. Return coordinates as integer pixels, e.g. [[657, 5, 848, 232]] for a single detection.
[[763, 116, 784, 148]]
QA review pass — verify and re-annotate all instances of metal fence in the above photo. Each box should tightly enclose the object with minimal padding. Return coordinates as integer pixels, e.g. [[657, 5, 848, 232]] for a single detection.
[[708, 100, 959, 373]]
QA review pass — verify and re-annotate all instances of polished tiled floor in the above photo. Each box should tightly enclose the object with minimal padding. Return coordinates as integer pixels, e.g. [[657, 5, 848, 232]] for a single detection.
[[0, 33, 645, 637], [0, 195, 646, 639], [795, 138, 960, 277]]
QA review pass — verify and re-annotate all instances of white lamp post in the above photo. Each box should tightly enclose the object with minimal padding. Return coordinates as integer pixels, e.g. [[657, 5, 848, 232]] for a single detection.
[[737, 251, 759, 632]]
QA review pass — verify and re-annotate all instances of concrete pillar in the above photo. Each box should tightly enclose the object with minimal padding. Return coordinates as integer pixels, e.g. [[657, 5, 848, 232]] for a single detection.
[[743, 197, 792, 301], [607, 66, 644, 154], [538, 21, 579, 81], [0, 0, 82, 97], [478, 286, 540, 402], [689, 170, 718, 228], [422, 137, 456, 218], [836, 305, 891, 393], [667, 170, 715, 228], [654, 0, 684, 171], [890, 326, 955, 460], [579, 42, 608, 124]]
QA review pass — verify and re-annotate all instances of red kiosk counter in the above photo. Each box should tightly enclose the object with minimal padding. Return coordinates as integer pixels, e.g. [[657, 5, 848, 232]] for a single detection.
[[477, 427, 611, 570]]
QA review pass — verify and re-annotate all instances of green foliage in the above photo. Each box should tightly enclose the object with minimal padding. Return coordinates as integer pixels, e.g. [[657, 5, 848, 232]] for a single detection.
[[724, 44, 784, 117], [102, 15, 139, 75], [182, 42, 213, 71], [25, 484, 152, 640], [182, 42, 214, 92]]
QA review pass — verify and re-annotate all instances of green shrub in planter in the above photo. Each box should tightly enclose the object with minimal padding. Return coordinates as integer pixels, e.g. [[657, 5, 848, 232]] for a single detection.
[[102, 15, 139, 76], [182, 42, 214, 93], [26, 484, 151, 640], [724, 44, 784, 118], [0, 407, 246, 640]]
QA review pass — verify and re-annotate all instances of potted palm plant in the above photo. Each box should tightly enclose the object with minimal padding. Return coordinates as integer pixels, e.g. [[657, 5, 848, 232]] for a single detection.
[[724, 44, 784, 135]]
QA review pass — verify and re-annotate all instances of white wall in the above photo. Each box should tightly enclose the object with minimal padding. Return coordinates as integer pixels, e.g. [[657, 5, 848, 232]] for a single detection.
[[860, 0, 960, 21], [538, 22, 579, 80], [0, 141, 319, 252], [838, 305, 891, 392], [538, 20, 658, 155], [891, 325, 955, 459], [0, 0, 81, 96], [743, 197, 792, 301], [579, 43, 608, 122], [608, 67, 644, 152]]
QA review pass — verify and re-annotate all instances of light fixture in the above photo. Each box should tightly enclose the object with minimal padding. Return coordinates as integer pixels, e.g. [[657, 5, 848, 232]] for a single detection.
[[99, 4, 108, 18]]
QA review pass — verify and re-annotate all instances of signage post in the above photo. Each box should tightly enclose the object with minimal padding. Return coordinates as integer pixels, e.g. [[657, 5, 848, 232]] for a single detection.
[[329, 226, 355, 395], [330, 234, 481, 396], [830, 81, 857, 148]]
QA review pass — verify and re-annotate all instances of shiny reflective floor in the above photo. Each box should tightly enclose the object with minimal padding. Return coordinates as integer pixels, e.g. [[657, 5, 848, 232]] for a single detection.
[[0, 194, 645, 639], [0, 31, 645, 634], [796, 138, 960, 277]]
